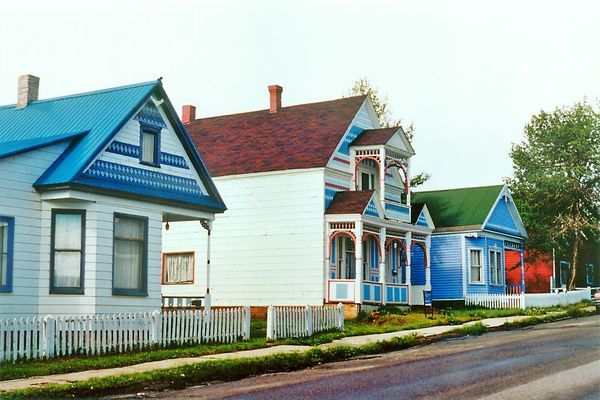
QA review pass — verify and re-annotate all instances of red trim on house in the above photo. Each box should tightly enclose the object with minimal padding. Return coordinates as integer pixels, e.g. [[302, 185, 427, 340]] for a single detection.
[[325, 182, 350, 191], [362, 232, 382, 258], [410, 241, 429, 268], [332, 156, 351, 165]]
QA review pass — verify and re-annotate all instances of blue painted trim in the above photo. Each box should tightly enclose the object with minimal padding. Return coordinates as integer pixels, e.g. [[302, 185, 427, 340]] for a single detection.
[[106, 141, 190, 169], [338, 125, 364, 155], [35, 82, 160, 186], [139, 123, 162, 168], [0, 131, 88, 160], [49, 209, 86, 295], [112, 213, 148, 297], [0, 216, 15, 293], [134, 102, 167, 128]]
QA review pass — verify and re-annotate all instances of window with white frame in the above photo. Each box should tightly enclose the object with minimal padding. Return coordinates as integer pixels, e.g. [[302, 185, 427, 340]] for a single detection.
[[489, 249, 502, 285], [113, 214, 148, 296], [360, 172, 376, 191], [50, 210, 85, 294], [0, 217, 14, 292], [163, 252, 194, 284], [469, 249, 483, 284]]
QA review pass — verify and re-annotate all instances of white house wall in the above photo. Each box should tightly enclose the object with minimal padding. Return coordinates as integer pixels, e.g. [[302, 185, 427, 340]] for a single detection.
[[0, 142, 69, 318], [36, 193, 166, 315], [163, 168, 326, 306]]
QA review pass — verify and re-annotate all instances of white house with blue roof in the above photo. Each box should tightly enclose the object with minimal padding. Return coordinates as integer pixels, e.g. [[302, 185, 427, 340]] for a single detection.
[[0, 75, 225, 318]]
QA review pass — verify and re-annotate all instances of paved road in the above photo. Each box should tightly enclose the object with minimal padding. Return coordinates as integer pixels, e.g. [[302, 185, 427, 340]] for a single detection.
[[143, 315, 600, 400]]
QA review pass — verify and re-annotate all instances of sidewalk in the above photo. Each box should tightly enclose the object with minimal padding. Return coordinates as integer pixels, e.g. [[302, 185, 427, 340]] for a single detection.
[[0, 315, 540, 393]]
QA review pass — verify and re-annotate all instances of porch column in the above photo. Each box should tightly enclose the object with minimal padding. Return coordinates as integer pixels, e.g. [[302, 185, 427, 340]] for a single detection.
[[350, 148, 357, 190], [520, 248, 525, 294], [324, 224, 331, 303], [379, 148, 386, 212], [200, 219, 212, 311], [354, 223, 363, 304], [379, 227, 387, 305], [425, 235, 431, 290], [405, 232, 412, 287]]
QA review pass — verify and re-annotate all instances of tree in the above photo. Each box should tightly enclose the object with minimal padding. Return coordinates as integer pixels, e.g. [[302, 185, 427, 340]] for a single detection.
[[506, 100, 600, 290], [347, 78, 431, 187]]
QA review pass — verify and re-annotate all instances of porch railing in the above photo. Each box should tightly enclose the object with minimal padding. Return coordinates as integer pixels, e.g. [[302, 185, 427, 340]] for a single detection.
[[327, 279, 355, 303], [385, 283, 409, 304], [505, 284, 523, 295], [362, 281, 383, 304]]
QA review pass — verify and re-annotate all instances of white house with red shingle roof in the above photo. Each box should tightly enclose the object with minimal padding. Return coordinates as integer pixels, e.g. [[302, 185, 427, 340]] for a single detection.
[[162, 86, 433, 312]]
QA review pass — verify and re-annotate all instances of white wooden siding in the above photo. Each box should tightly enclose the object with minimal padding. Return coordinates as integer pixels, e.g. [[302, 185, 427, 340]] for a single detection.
[[0, 143, 69, 318], [163, 169, 326, 306]]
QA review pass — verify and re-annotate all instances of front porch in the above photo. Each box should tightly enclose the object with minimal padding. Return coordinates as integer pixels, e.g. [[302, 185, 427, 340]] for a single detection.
[[324, 216, 432, 306]]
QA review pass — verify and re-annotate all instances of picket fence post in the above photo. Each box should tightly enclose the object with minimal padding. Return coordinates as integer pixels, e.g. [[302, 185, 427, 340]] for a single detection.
[[43, 316, 55, 359], [305, 306, 313, 336], [150, 310, 161, 346], [266, 306, 275, 340]]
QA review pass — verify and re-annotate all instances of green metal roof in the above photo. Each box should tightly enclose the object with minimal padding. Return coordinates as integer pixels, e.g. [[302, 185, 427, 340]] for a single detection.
[[412, 185, 504, 229]]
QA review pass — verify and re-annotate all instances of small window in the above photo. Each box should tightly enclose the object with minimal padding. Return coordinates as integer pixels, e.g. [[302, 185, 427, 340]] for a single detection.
[[50, 210, 85, 294], [469, 249, 483, 284], [586, 263, 594, 286], [140, 125, 160, 166], [162, 252, 194, 284], [489, 250, 502, 285], [559, 261, 570, 288], [360, 172, 375, 191], [0, 216, 14, 293], [113, 214, 148, 296]]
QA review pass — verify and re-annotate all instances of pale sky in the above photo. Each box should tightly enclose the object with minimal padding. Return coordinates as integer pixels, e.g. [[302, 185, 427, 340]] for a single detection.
[[1, 0, 598, 190]]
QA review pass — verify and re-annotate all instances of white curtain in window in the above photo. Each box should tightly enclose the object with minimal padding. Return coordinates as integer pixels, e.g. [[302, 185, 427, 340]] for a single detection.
[[114, 240, 142, 289], [0, 223, 6, 286], [53, 214, 82, 287], [470, 250, 481, 282], [164, 254, 193, 283], [54, 252, 81, 287], [55, 214, 81, 250], [115, 217, 144, 240], [141, 131, 156, 163]]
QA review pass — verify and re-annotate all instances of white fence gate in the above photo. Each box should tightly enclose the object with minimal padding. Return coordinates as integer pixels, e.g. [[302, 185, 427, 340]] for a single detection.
[[465, 294, 522, 309], [0, 307, 251, 363], [266, 304, 344, 340]]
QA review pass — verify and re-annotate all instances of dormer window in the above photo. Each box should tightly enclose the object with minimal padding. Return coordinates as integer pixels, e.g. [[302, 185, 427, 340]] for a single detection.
[[360, 172, 376, 191], [140, 124, 161, 167]]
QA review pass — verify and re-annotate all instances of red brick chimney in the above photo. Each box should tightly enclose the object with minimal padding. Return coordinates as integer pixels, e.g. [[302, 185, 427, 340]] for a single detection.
[[268, 85, 283, 113], [182, 105, 196, 124]]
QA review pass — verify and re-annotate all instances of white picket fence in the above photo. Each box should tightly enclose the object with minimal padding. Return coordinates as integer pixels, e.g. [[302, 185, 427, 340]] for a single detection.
[[465, 293, 522, 309], [266, 304, 344, 340], [0, 307, 250, 363]]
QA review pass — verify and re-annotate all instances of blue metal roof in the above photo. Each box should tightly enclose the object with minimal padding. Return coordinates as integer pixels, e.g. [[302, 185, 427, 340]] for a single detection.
[[0, 80, 226, 212], [0, 80, 159, 186]]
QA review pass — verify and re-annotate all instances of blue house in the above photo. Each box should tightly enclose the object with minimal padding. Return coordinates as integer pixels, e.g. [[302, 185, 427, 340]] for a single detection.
[[0, 75, 225, 318], [412, 185, 528, 302]]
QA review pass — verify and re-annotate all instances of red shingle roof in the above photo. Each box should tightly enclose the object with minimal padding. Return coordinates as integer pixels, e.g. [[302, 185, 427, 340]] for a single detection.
[[186, 95, 367, 177], [326, 190, 374, 214], [350, 127, 398, 146]]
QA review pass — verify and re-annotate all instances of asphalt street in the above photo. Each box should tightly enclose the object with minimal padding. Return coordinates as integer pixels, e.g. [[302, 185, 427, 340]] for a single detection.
[[142, 315, 600, 400]]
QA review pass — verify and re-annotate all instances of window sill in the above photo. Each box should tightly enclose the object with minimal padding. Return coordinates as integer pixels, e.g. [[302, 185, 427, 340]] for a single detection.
[[50, 288, 85, 295], [162, 282, 194, 285], [139, 161, 161, 168], [112, 289, 148, 297], [0, 288, 13, 293], [468, 282, 485, 286]]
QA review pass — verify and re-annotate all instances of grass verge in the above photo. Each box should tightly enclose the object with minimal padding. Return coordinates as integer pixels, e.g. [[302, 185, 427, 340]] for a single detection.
[[1, 335, 421, 399]]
